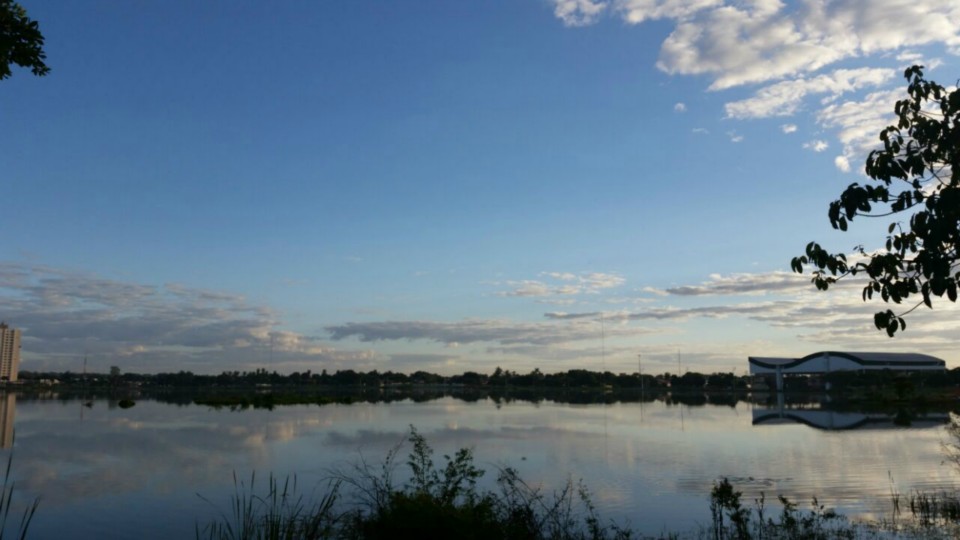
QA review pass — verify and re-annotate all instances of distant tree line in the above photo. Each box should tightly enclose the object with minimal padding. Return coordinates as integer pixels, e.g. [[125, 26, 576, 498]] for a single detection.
[[17, 366, 753, 390], [18, 365, 960, 392]]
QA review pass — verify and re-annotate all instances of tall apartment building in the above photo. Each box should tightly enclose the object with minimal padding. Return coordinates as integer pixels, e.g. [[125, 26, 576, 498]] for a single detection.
[[0, 323, 21, 382]]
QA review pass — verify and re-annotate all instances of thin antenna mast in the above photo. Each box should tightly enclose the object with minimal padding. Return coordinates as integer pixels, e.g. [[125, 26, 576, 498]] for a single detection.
[[638, 353, 644, 422], [600, 313, 606, 373], [638, 354, 643, 391]]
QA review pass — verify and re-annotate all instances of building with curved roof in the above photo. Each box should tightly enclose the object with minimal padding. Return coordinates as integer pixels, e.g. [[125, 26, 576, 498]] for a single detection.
[[748, 351, 946, 391], [749, 351, 945, 374]]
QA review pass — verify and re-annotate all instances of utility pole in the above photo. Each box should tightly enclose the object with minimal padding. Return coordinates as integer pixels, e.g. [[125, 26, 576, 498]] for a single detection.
[[600, 313, 606, 373], [638, 353, 645, 423], [637, 354, 643, 392]]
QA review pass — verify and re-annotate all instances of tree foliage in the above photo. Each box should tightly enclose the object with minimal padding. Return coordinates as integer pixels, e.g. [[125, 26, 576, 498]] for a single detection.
[[792, 66, 960, 336], [0, 0, 48, 80]]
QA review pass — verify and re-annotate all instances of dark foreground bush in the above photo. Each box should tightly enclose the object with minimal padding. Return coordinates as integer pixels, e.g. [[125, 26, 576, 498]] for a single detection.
[[197, 427, 957, 540], [710, 478, 855, 540], [198, 426, 631, 540], [339, 431, 632, 540]]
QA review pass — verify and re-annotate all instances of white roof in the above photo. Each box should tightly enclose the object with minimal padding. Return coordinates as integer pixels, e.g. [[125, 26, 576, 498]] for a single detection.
[[748, 351, 946, 374]]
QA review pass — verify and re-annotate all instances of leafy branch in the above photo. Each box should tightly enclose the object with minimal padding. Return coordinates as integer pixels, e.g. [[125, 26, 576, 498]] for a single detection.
[[792, 65, 960, 336]]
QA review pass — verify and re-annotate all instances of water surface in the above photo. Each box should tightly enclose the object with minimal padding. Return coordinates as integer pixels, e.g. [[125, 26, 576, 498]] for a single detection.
[[5, 394, 959, 538]]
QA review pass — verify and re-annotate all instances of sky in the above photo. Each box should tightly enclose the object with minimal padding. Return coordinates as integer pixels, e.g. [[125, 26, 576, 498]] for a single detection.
[[2, 0, 960, 375]]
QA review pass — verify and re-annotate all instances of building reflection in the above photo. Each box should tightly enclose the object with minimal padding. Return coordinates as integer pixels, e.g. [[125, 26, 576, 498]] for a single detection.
[[752, 397, 949, 430], [0, 393, 14, 448]]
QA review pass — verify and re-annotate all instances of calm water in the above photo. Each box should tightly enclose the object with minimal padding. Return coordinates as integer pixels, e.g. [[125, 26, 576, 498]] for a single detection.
[[4, 394, 959, 539]]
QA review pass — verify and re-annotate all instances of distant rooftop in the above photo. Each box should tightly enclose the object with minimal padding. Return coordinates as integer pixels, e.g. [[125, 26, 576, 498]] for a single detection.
[[748, 351, 946, 375]]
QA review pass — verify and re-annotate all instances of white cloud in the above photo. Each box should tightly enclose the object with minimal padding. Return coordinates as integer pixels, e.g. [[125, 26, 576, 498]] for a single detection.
[[647, 271, 820, 297], [692, 127, 709, 134], [923, 57, 944, 70], [674, 102, 687, 112], [727, 130, 743, 143], [553, 0, 608, 27], [658, 2, 847, 90], [641, 286, 669, 296], [615, 0, 722, 24], [550, 1, 960, 90], [548, 0, 960, 181], [817, 87, 905, 173], [656, 1, 960, 90], [579, 272, 627, 291], [495, 271, 626, 298], [542, 272, 578, 281], [388, 353, 460, 368], [803, 139, 829, 152], [331, 267, 960, 367], [0, 263, 373, 372], [834, 155, 851, 172], [896, 51, 924, 63], [817, 87, 907, 147], [724, 67, 894, 119], [894, 51, 944, 71], [598, 269, 960, 360], [327, 317, 652, 347], [498, 280, 554, 297]]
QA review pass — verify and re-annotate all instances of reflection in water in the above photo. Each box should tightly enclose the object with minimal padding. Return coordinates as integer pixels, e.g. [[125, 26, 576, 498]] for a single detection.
[[753, 400, 950, 430], [3, 395, 960, 539], [0, 393, 14, 449]]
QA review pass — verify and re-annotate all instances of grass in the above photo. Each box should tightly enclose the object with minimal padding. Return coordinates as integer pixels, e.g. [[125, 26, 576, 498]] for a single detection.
[[198, 426, 635, 540], [333, 430, 634, 540], [906, 490, 960, 527], [200, 426, 960, 540], [0, 447, 38, 540], [709, 478, 858, 540], [196, 473, 340, 540]]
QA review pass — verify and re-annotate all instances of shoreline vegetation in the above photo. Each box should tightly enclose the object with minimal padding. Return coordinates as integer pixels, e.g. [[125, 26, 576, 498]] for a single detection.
[[192, 426, 960, 540], [10, 364, 960, 425], [12, 365, 960, 406]]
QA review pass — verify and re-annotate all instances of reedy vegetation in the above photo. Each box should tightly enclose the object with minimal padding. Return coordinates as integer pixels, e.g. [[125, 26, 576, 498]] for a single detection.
[[196, 427, 960, 540], [0, 449, 38, 540], [198, 426, 633, 540], [197, 473, 340, 540]]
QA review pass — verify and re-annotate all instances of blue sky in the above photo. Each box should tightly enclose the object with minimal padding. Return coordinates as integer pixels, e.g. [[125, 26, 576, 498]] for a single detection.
[[3, 0, 960, 374]]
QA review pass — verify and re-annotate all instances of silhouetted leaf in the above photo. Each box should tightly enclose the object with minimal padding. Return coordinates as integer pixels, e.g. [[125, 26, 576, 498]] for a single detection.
[[796, 65, 960, 336]]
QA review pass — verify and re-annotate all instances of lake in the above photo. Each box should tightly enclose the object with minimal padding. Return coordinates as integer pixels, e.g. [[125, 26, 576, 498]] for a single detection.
[[4, 392, 959, 539]]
